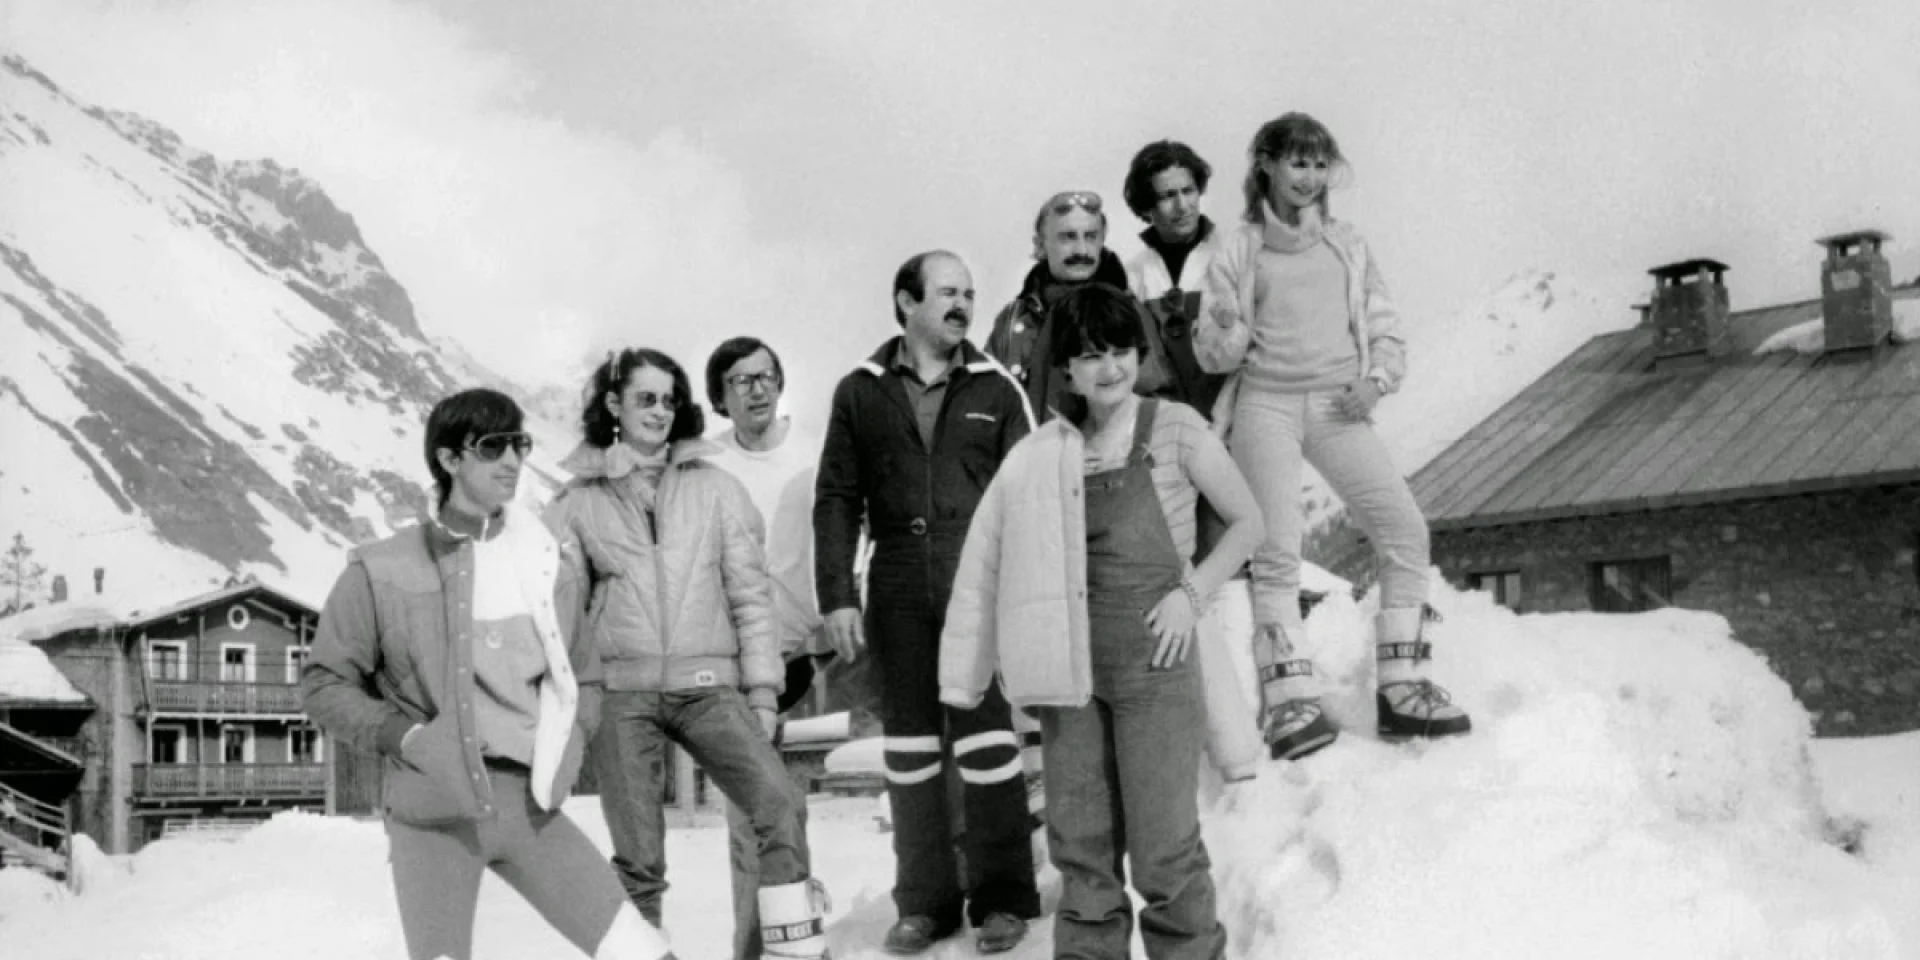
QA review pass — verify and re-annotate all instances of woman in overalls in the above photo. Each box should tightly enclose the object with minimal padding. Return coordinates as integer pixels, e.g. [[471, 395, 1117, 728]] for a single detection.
[[941, 283, 1264, 959]]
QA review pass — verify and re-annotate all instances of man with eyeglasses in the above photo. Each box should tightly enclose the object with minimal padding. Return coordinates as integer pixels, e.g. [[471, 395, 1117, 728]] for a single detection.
[[815, 251, 1040, 955], [303, 387, 677, 960], [702, 337, 830, 960], [985, 190, 1173, 422]]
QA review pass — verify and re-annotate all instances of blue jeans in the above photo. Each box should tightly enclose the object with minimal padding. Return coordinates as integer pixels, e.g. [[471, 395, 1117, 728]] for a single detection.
[[592, 686, 808, 926], [724, 787, 813, 960]]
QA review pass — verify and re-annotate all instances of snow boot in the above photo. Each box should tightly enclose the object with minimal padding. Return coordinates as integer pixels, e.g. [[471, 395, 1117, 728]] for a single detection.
[[1375, 605, 1472, 741], [1255, 624, 1338, 761], [758, 878, 833, 959], [593, 902, 676, 960]]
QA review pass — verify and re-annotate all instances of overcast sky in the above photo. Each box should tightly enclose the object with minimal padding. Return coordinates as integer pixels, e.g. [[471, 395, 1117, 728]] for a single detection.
[[8, 0, 1918, 418]]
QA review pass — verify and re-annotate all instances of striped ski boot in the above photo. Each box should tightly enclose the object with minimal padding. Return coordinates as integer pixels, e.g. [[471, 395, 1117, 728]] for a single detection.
[[1375, 605, 1472, 741], [1255, 624, 1338, 761], [759, 878, 833, 959]]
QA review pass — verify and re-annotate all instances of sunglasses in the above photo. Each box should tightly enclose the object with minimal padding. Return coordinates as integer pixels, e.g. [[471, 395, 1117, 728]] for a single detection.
[[726, 370, 781, 394], [626, 390, 680, 412], [465, 432, 533, 462], [1045, 190, 1103, 216]]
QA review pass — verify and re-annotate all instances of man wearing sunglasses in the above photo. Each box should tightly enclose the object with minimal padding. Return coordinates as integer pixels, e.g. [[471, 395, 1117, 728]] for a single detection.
[[303, 388, 676, 960], [985, 190, 1172, 422], [703, 337, 831, 960]]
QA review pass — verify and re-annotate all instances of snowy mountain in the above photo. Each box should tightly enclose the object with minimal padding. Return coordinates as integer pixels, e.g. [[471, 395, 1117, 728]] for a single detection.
[[1305, 268, 1628, 564], [0, 54, 563, 605]]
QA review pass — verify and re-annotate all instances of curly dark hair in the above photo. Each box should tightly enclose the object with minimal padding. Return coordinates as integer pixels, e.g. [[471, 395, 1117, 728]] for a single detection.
[[580, 348, 706, 448], [1122, 140, 1212, 221]]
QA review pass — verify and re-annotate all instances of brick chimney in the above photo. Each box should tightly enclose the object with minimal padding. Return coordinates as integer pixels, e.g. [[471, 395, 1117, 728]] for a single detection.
[[1648, 259, 1732, 359], [1815, 229, 1893, 352], [1632, 302, 1653, 328], [93, 566, 105, 595]]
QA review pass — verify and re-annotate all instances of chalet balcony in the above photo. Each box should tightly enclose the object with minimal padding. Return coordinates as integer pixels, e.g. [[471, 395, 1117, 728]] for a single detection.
[[132, 763, 328, 799], [146, 680, 304, 716]]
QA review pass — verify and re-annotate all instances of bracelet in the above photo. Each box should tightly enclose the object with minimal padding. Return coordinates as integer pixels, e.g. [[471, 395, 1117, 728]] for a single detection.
[[1177, 579, 1204, 613]]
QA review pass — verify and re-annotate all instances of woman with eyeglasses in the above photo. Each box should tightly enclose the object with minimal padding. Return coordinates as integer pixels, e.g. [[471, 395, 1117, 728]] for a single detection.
[[547, 348, 830, 959], [1197, 112, 1471, 762]]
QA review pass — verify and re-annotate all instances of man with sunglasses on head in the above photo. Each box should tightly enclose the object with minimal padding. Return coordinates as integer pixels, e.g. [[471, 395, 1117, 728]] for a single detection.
[[985, 189, 1174, 423], [302, 388, 677, 960], [703, 337, 829, 960], [815, 251, 1040, 955]]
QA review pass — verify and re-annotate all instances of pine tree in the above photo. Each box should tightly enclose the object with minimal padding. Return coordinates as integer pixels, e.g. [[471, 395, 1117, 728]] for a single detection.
[[1, 533, 48, 612]]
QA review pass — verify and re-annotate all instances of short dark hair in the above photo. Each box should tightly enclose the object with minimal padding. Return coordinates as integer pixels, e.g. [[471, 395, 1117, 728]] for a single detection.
[[892, 250, 958, 327], [581, 348, 706, 448], [1046, 282, 1149, 365], [705, 338, 784, 416], [424, 388, 523, 506], [1123, 140, 1212, 220]]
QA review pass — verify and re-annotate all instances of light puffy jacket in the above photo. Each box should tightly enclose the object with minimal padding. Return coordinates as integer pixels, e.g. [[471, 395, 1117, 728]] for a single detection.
[[302, 502, 595, 825], [547, 438, 782, 711], [1197, 216, 1409, 432]]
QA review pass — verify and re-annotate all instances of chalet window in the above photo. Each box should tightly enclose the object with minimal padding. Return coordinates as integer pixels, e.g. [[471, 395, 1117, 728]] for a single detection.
[[151, 726, 185, 764], [285, 646, 309, 685], [221, 725, 255, 764], [1467, 570, 1524, 612], [289, 726, 323, 764], [220, 644, 256, 683], [149, 641, 188, 681], [1590, 556, 1672, 613]]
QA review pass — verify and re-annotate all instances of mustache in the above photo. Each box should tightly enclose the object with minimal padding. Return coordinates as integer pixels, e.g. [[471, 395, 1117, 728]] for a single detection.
[[1063, 255, 1096, 267], [944, 308, 970, 324]]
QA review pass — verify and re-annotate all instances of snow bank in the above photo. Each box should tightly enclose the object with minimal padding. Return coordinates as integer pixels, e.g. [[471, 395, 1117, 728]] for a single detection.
[[0, 867, 66, 923], [1757, 299, 1920, 354], [1203, 584, 1906, 959], [825, 736, 883, 775]]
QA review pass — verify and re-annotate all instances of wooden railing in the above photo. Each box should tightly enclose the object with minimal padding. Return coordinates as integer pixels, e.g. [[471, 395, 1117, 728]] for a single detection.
[[132, 763, 328, 798], [0, 779, 70, 859], [147, 680, 303, 715]]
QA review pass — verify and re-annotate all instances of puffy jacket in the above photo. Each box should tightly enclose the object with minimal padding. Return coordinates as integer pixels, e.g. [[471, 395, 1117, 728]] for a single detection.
[[814, 338, 1034, 612], [1126, 219, 1231, 422], [547, 438, 782, 711], [1198, 216, 1408, 433], [301, 502, 596, 825], [984, 251, 1174, 422]]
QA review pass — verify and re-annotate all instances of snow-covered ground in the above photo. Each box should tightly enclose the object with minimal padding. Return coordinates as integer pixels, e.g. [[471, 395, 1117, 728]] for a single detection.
[[3, 582, 1917, 959]]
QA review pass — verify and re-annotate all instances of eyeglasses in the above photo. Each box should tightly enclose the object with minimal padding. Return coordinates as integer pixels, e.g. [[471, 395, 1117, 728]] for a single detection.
[[465, 432, 533, 462], [726, 371, 781, 394], [1045, 190, 1103, 217], [627, 391, 680, 412]]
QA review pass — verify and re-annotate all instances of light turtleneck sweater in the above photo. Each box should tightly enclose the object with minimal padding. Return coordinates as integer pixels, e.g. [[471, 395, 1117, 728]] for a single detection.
[[1243, 203, 1360, 393], [607, 443, 671, 511]]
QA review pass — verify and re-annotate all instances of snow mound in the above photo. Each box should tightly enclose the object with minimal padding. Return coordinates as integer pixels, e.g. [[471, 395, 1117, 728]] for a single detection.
[[0, 867, 66, 923], [1202, 583, 1905, 959], [1756, 299, 1920, 354], [0, 631, 88, 703]]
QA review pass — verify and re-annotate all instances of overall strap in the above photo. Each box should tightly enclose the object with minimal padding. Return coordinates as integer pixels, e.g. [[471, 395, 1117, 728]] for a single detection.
[[1128, 398, 1159, 466]]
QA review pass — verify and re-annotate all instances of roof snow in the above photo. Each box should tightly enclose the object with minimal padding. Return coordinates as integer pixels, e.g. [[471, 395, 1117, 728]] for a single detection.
[[0, 625, 90, 704], [1756, 298, 1920, 355]]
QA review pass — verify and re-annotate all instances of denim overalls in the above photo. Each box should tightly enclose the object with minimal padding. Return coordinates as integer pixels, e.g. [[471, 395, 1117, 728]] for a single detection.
[[1039, 399, 1226, 960]]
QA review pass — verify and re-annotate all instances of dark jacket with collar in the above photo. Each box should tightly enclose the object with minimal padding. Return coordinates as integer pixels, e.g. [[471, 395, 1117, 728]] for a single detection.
[[301, 502, 598, 826], [813, 338, 1033, 613], [984, 249, 1174, 422]]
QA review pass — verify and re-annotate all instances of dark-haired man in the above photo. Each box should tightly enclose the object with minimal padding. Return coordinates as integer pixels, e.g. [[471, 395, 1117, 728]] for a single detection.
[[815, 251, 1039, 954], [1123, 140, 1231, 421], [703, 337, 827, 960], [986, 191, 1174, 423], [303, 388, 676, 960]]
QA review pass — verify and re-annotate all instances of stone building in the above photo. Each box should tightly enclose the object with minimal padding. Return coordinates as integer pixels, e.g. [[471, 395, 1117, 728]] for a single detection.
[[1371, 230, 1920, 734]]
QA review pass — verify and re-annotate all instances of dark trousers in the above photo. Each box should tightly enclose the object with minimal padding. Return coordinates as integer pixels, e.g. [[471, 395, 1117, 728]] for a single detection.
[[868, 540, 1040, 930]]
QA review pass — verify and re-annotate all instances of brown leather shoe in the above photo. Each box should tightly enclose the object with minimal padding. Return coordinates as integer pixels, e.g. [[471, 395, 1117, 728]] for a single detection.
[[974, 912, 1028, 954]]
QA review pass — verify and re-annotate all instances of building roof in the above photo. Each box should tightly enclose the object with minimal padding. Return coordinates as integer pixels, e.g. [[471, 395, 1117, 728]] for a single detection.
[[1413, 286, 1920, 531], [0, 579, 320, 648]]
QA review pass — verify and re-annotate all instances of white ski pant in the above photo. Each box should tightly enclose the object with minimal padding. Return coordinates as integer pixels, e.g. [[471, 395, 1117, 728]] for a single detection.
[[1229, 387, 1430, 637]]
